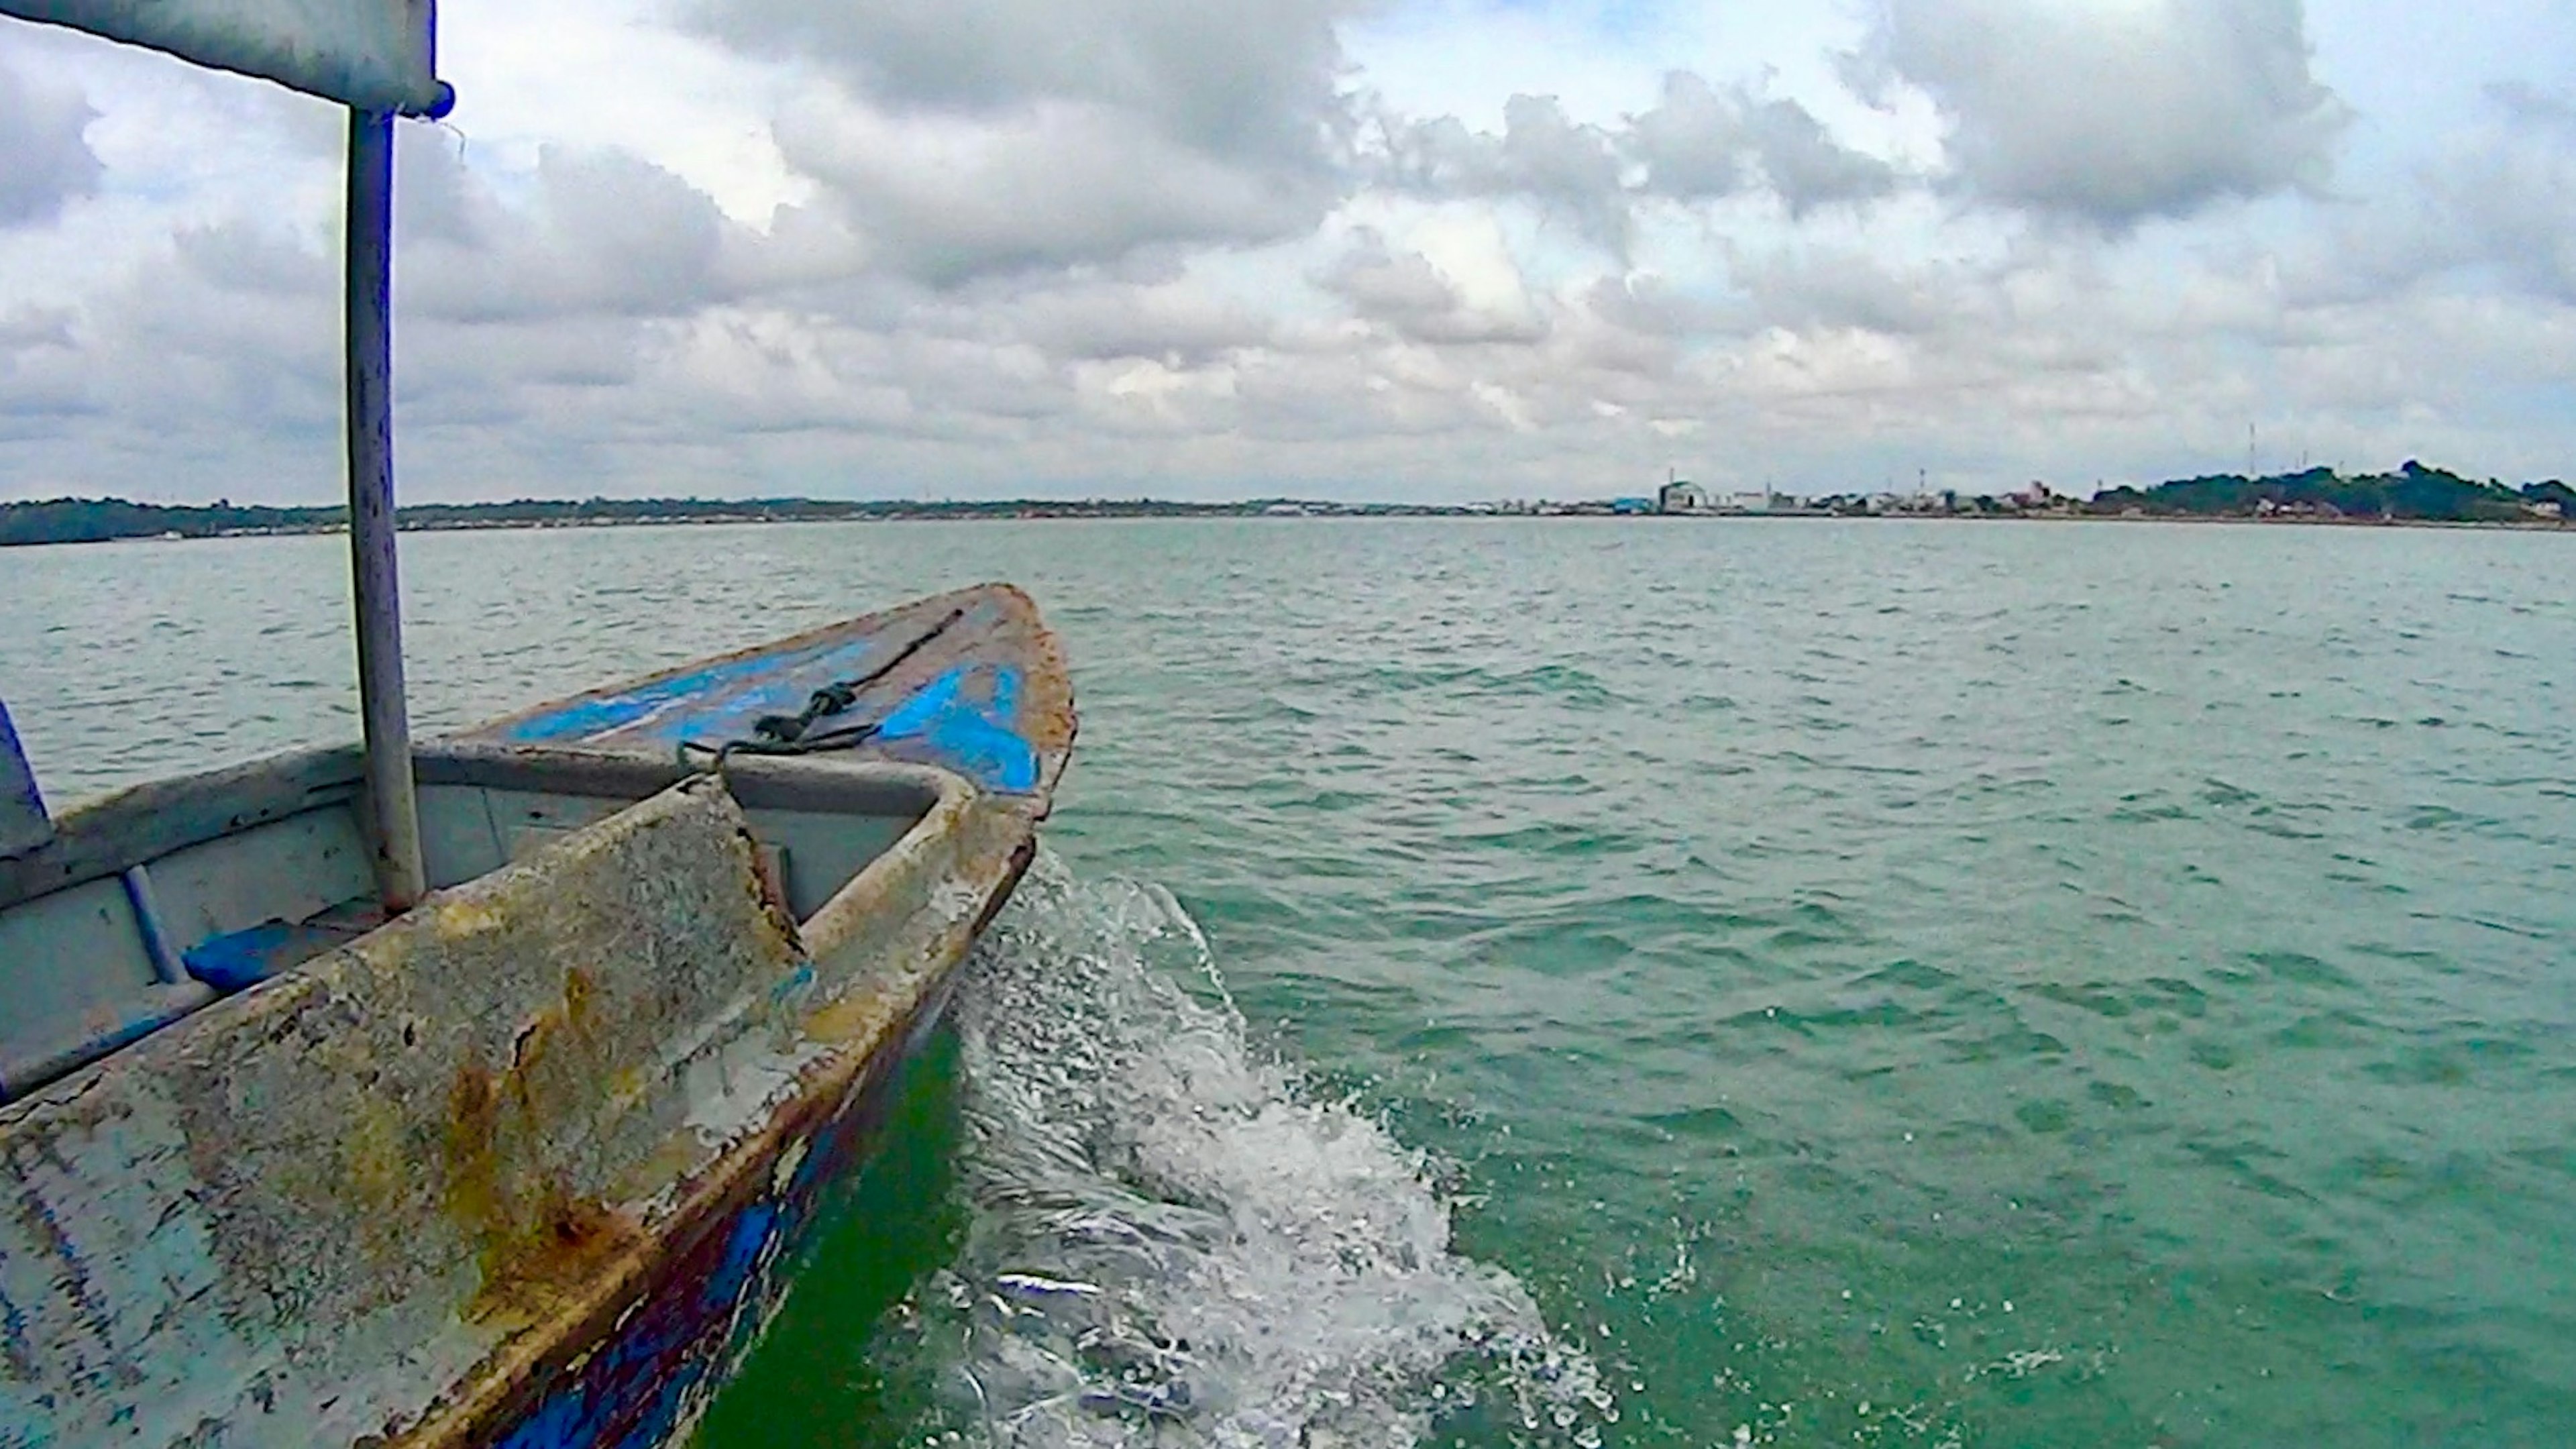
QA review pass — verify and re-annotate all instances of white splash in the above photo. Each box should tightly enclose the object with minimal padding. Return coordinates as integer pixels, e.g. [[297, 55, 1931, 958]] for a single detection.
[[886, 853, 1610, 1448]]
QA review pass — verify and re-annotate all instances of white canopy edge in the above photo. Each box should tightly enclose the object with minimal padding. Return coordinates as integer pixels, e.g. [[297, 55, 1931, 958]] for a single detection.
[[0, 0, 445, 115]]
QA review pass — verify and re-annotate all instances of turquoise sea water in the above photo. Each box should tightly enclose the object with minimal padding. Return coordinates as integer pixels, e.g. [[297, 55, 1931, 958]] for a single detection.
[[3, 519, 2571, 1446]]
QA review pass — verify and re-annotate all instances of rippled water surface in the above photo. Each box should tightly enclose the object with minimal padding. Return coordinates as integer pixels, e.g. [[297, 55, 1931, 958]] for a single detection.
[[5, 519, 2573, 1446]]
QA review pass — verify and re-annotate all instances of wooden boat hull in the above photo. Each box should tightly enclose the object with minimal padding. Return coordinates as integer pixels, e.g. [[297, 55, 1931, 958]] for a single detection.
[[455, 941, 977, 1449], [0, 584, 1072, 1449]]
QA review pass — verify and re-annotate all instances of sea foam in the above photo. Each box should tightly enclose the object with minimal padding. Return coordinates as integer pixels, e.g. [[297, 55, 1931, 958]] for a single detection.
[[884, 853, 1611, 1448]]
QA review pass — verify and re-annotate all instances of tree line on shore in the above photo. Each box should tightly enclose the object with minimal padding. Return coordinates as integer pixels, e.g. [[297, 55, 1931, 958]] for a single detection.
[[0, 494, 1280, 546], [2088, 462, 2571, 523], [3, 462, 2569, 546]]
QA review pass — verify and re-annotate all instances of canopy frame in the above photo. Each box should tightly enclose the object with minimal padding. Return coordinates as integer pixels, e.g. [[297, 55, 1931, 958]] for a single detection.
[[345, 107, 425, 909], [0, 0, 449, 909]]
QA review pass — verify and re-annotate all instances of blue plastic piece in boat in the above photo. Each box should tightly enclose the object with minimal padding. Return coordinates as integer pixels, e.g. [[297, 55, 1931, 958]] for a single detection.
[[183, 922, 305, 992]]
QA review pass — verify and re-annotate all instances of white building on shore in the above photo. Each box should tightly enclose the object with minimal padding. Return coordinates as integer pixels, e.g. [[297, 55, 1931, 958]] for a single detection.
[[1658, 480, 1711, 514]]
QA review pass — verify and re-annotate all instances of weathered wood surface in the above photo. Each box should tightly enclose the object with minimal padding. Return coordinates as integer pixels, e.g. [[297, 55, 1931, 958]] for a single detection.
[[0, 768, 1027, 1447], [0, 745, 363, 912], [458, 582, 1073, 804], [0, 582, 1076, 1449]]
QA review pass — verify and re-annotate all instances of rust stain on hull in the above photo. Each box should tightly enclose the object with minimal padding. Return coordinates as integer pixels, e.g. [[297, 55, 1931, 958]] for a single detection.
[[0, 583, 1075, 1449], [396, 593, 1076, 1448], [441, 955, 648, 1326]]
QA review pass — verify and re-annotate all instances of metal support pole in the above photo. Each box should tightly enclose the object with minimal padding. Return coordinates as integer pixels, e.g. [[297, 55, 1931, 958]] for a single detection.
[[120, 867, 185, 985], [345, 106, 425, 912]]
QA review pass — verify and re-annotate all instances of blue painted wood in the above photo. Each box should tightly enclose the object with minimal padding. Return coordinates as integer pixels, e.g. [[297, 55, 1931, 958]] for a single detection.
[[0, 698, 53, 861], [472, 955, 978, 1449], [871, 665, 1040, 792], [462, 586, 1071, 800], [0, 586, 1068, 1446]]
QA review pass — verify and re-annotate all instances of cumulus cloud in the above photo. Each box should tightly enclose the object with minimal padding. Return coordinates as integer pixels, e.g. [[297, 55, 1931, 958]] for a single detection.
[[690, 0, 1358, 286], [770, 96, 1334, 286], [1318, 227, 1548, 345], [0, 56, 101, 227], [2282, 80, 2576, 309], [1579, 273, 1723, 341], [969, 276, 1276, 366], [1732, 248, 1981, 337], [1377, 73, 1897, 256], [1381, 95, 1631, 250], [1858, 0, 2349, 226], [2426, 83, 2576, 301], [693, 0, 1354, 165], [396, 136, 737, 323], [1629, 72, 1897, 215]]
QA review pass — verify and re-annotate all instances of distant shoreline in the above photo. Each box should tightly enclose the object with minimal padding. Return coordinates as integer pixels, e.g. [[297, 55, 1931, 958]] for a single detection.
[[11, 509, 2571, 551], [5, 469, 2569, 549]]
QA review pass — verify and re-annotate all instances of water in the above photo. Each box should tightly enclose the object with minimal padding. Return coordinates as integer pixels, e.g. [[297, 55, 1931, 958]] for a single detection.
[[3, 519, 2571, 1446]]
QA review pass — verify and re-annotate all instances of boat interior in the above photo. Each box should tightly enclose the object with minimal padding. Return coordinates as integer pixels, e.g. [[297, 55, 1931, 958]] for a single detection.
[[0, 743, 945, 1106]]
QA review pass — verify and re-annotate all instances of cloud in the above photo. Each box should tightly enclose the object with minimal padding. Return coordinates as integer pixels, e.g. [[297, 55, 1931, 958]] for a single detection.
[[3, 0, 2573, 504], [692, 0, 1354, 164], [1379, 95, 1631, 251], [1579, 273, 1723, 341], [770, 95, 1334, 286], [2425, 83, 2576, 301], [689, 0, 1360, 286], [2282, 80, 2576, 308], [1318, 226, 1548, 345], [1858, 0, 2349, 226], [1377, 74, 1899, 256], [396, 136, 737, 323], [970, 276, 1277, 366], [2485, 80, 2576, 130], [1731, 247, 1979, 337], [1628, 72, 1898, 215], [0, 56, 101, 227]]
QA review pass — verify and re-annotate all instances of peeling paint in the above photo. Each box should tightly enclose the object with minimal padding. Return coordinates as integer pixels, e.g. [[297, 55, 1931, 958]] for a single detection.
[[466, 586, 1069, 800], [0, 584, 1075, 1449]]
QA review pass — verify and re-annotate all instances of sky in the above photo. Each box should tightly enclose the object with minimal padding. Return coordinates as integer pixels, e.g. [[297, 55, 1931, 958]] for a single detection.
[[0, 0, 2569, 504]]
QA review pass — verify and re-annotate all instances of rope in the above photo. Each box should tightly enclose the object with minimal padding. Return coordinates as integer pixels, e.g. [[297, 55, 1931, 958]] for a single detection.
[[678, 607, 965, 771]]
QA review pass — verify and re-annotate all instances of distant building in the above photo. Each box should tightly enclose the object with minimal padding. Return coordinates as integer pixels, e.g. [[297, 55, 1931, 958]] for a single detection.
[[1658, 480, 1709, 514], [1612, 496, 1656, 515], [1728, 490, 1774, 513]]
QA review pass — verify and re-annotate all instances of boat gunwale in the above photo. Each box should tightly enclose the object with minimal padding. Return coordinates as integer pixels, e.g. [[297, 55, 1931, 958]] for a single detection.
[[0, 745, 962, 918], [0, 580, 1070, 918], [0, 747, 982, 1116], [0, 743, 366, 913]]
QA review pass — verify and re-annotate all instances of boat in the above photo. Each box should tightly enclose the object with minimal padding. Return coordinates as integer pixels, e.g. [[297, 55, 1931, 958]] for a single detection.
[[1, 583, 1074, 1446], [0, 2, 1074, 1444]]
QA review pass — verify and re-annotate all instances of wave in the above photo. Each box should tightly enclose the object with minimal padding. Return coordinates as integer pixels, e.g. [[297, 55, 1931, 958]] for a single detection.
[[880, 854, 1613, 1447]]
